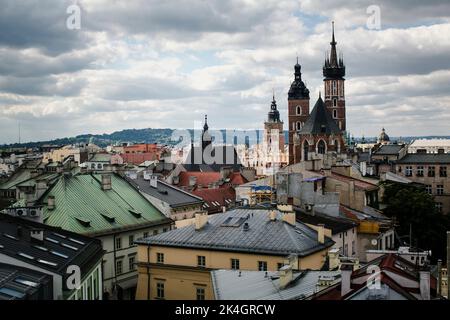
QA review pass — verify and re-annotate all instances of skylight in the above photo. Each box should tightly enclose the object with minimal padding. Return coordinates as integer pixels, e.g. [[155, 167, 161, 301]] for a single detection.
[[50, 251, 69, 259], [45, 237, 59, 244], [52, 232, 67, 239], [18, 252, 34, 260], [37, 259, 58, 267], [33, 245, 49, 252], [61, 243, 78, 251], [14, 278, 39, 288], [3, 233, 19, 241], [68, 238, 85, 245], [0, 287, 26, 299]]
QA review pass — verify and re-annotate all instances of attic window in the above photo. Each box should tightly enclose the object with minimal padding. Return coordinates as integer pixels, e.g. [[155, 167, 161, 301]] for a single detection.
[[129, 210, 142, 218], [101, 213, 116, 223], [75, 217, 91, 227]]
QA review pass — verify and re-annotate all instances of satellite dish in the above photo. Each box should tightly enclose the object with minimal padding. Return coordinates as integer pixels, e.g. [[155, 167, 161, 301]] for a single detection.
[[371, 239, 378, 246]]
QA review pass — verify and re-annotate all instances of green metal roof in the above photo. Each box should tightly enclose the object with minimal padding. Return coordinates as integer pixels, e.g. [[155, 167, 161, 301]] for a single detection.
[[89, 153, 111, 162], [40, 173, 171, 235]]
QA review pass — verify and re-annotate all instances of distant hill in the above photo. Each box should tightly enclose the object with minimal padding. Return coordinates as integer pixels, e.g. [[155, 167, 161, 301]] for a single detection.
[[0, 128, 276, 149], [1, 127, 448, 150]]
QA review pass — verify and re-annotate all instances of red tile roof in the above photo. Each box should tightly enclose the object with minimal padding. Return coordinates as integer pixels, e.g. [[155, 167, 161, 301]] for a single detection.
[[178, 172, 221, 187], [121, 153, 159, 165], [192, 186, 236, 213], [178, 171, 247, 188]]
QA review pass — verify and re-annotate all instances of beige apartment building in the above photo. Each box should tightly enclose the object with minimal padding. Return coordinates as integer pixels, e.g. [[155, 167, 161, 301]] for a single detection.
[[135, 208, 334, 300], [395, 154, 450, 215]]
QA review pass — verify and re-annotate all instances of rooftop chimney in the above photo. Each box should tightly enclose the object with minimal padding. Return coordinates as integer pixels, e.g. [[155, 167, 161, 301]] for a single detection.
[[419, 270, 431, 300], [282, 212, 296, 226], [269, 210, 277, 221], [150, 175, 158, 188], [279, 265, 293, 289], [317, 224, 325, 244], [189, 176, 197, 187], [195, 213, 208, 231], [101, 174, 112, 191], [48, 196, 55, 210], [340, 263, 353, 297]]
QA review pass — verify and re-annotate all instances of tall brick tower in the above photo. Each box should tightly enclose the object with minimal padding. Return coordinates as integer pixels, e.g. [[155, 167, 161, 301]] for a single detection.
[[288, 58, 310, 165], [323, 22, 346, 132]]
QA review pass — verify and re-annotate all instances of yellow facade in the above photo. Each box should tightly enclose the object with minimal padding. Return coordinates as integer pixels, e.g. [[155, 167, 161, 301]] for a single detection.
[[135, 244, 329, 300]]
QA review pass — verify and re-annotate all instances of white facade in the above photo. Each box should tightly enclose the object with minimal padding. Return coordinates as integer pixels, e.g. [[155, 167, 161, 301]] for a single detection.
[[408, 139, 450, 154]]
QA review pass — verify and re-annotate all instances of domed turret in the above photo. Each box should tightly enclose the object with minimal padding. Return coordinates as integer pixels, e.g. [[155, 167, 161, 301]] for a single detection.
[[377, 127, 390, 144], [267, 94, 281, 123]]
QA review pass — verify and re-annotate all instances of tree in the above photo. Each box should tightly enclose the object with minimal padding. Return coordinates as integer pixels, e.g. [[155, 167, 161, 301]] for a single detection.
[[380, 181, 450, 262]]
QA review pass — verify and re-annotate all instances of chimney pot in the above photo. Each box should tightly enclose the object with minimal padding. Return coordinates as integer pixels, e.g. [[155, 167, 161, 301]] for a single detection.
[[47, 196, 55, 210], [195, 213, 208, 231], [317, 224, 325, 244], [340, 263, 353, 297]]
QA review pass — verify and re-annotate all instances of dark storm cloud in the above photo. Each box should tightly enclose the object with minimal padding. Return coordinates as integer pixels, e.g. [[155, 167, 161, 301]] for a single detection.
[[0, 0, 90, 55]]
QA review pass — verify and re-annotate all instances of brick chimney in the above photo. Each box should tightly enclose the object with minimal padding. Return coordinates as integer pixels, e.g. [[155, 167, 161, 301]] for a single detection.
[[282, 212, 296, 226], [279, 265, 293, 289], [317, 224, 325, 244], [195, 213, 208, 231], [101, 174, 112, 190]]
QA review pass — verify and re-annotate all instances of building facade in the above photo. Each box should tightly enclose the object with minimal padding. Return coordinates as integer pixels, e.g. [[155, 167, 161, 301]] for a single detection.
[[135, 209, 334, 300]]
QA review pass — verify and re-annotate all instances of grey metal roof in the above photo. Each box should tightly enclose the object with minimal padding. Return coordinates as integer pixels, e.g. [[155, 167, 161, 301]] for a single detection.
[[136, 209, 334, 256], [396, 153, 450, 164], [128, 177, 203, 208], [0, 263, 53, 300], [0, 214, 104, 276], [298, 97, 341, 135], [372, 144, 404, 155], [211, 269, 341, 300]]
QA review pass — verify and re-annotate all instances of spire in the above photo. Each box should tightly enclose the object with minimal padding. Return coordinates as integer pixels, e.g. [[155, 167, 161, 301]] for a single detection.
[[268, 92, 280, 122], [329, 21, 338, 67], [323, 21, 345, 79], [203, 114, 208, 132]]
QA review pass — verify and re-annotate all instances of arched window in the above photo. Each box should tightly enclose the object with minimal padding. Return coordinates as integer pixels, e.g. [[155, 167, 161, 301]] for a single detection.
[[296, 122, 301, 130], [332, 81, 337, 95], [333, 109, 337, 119], [296, 106, 301, 115], [333, 99, 337, 107], [303, 141, 309, 161], [318, 140, 326, 154]]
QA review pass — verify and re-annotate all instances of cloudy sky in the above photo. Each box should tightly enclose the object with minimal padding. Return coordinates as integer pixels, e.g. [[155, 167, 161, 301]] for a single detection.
[[1, 0, 450, 144]]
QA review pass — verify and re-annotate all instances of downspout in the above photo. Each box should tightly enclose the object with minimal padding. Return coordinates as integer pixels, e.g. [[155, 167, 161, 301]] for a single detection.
[[147, 245, 151, 300]]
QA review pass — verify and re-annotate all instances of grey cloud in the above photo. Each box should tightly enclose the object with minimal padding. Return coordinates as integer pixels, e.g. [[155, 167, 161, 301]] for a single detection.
[[0, 0, 90, 55]]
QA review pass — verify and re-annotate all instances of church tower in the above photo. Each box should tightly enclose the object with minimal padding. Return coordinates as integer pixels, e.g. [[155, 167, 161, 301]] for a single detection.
[[264, 94, 285, 154], [201, 114, 212, 151], [323, 22, 346, 132], [288, 58, 310, 165]]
